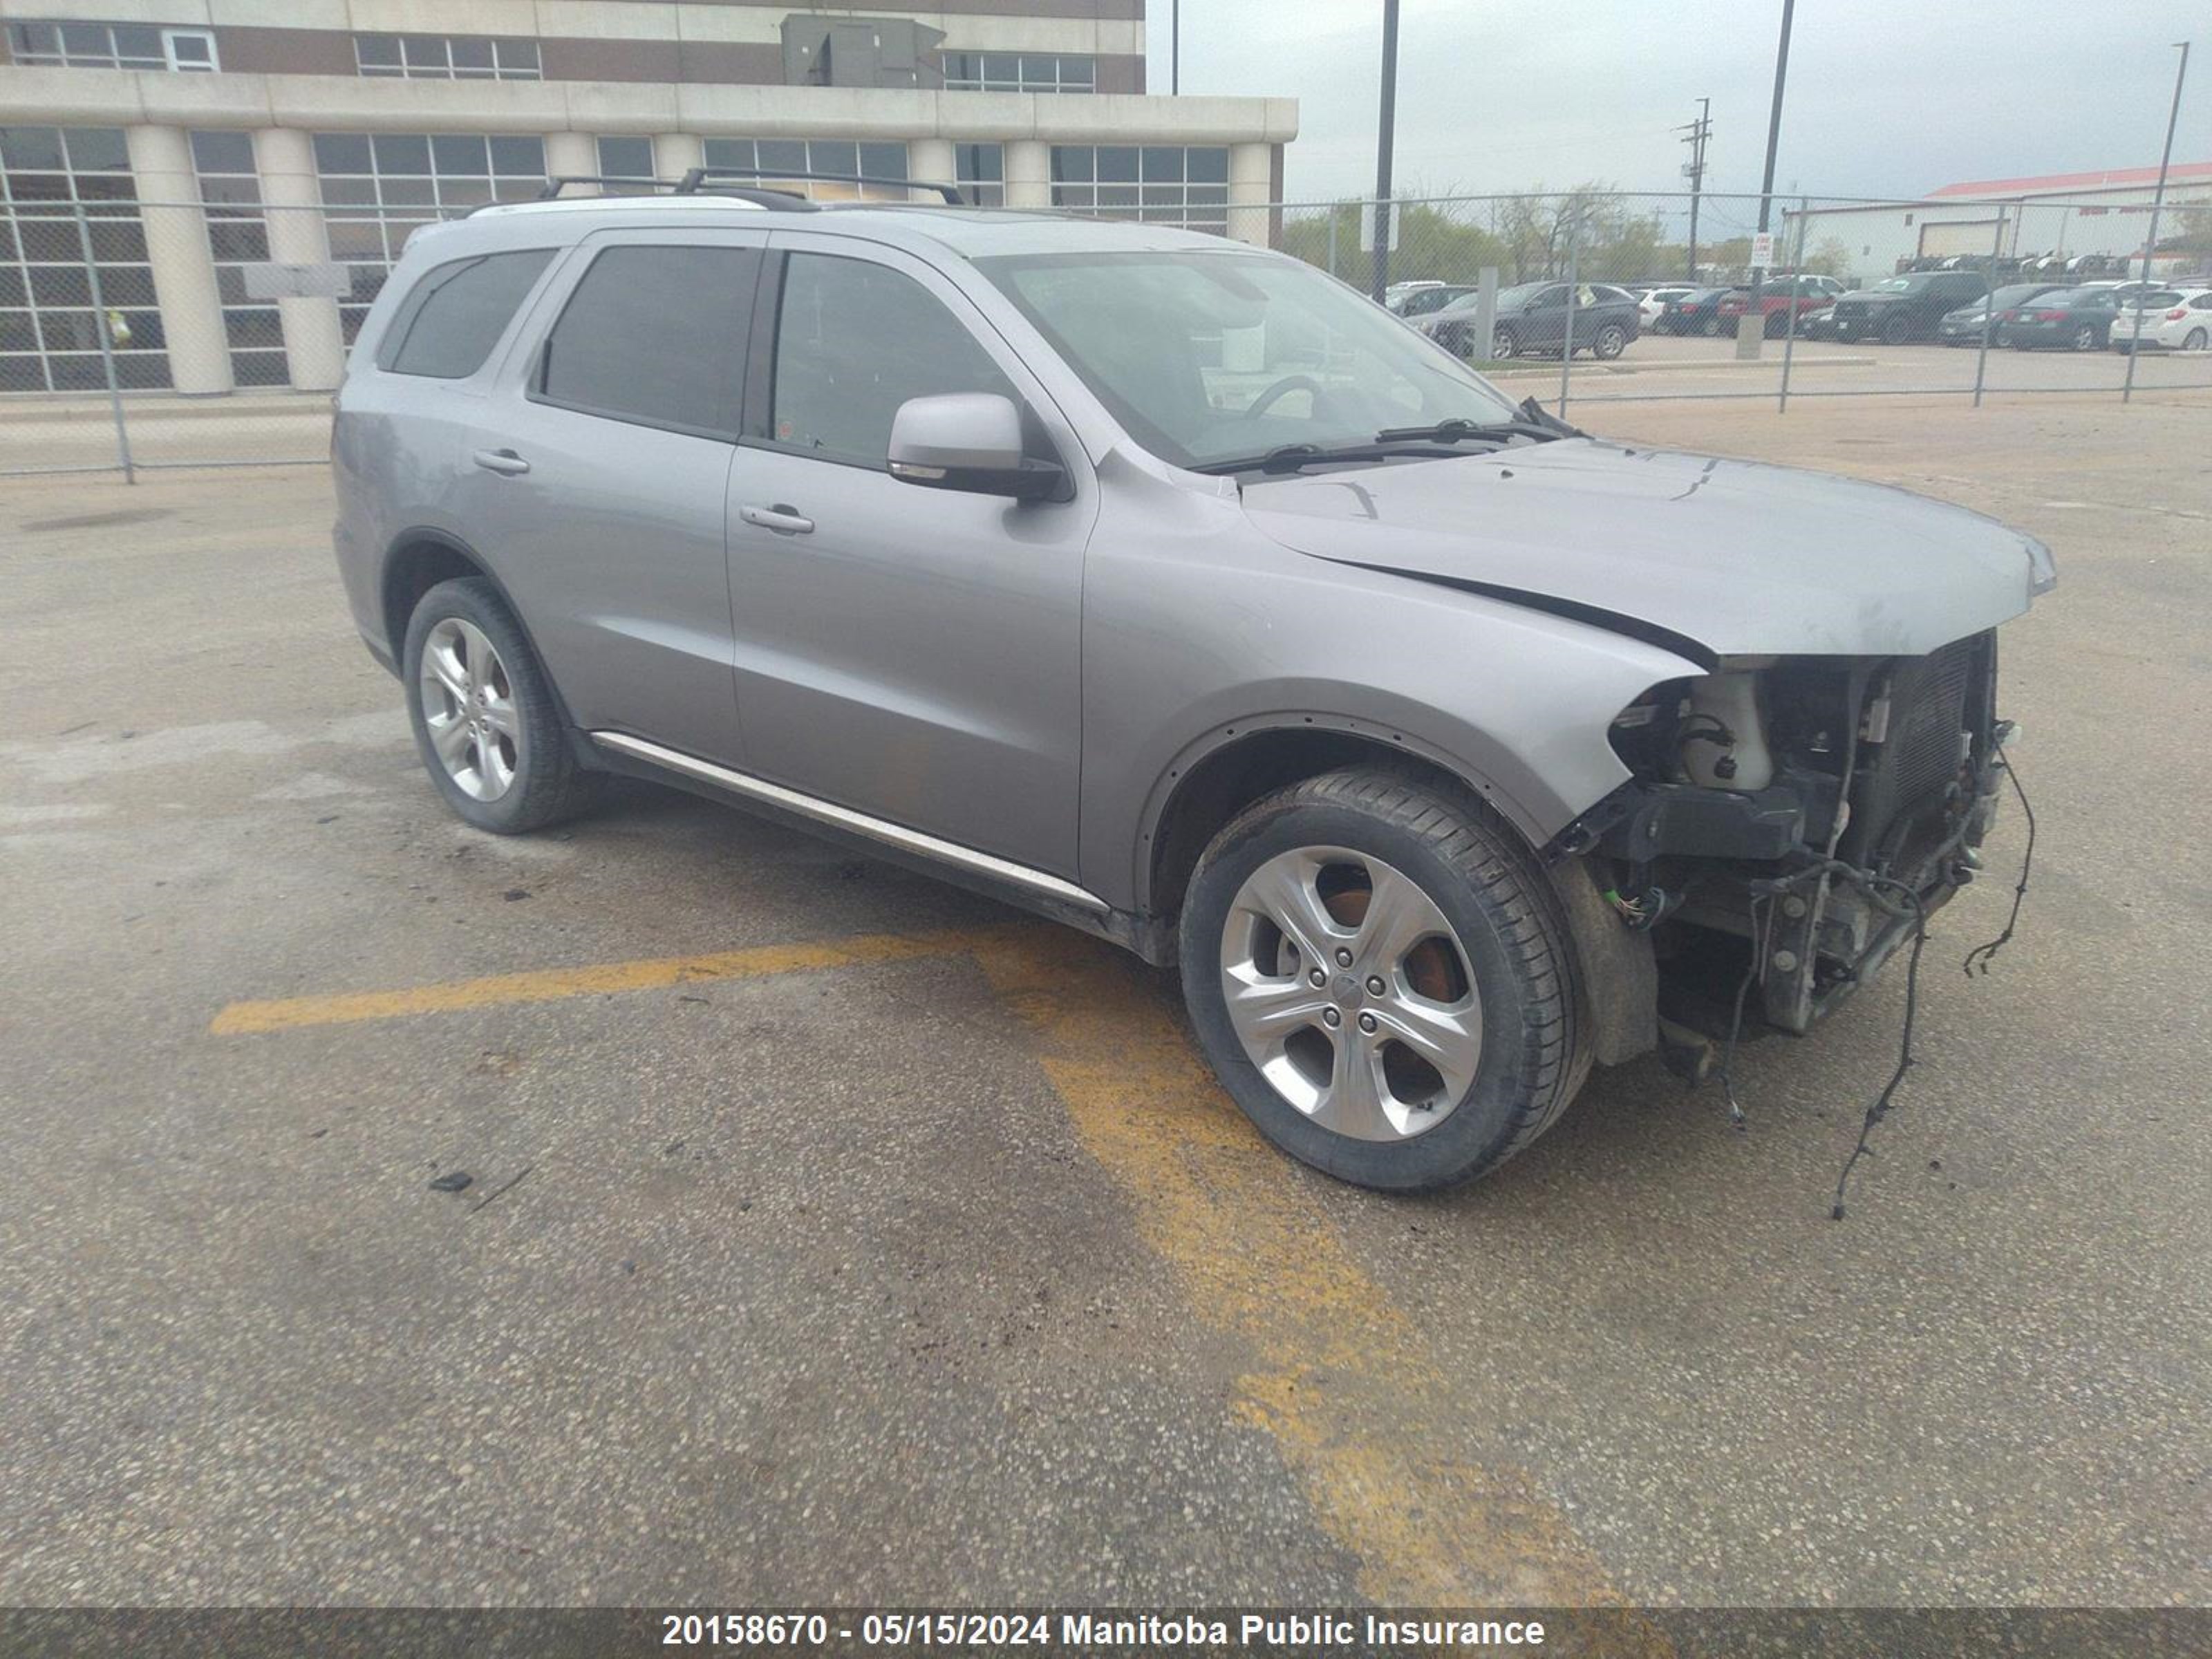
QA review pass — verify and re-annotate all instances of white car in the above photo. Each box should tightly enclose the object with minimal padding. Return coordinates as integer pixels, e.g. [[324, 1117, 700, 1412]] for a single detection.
[[2107, 288, 2212, 353], [1637, 286, 1696, 328]]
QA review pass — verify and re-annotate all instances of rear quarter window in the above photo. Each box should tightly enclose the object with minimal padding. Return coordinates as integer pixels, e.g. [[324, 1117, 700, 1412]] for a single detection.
[[378, 249, 556, 379]]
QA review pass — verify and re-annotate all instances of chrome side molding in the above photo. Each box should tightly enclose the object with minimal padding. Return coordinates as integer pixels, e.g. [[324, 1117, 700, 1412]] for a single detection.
[[590, 731, 1109, 913]]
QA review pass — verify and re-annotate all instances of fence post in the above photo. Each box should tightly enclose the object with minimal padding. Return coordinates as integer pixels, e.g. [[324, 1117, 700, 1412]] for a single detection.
[[72, 200, 135, 485], [1558, 211, 1580, 413], [1778, 196, 1810, 413], [1971, 204, 2010, 409], [1472, 266, 1498, 374]]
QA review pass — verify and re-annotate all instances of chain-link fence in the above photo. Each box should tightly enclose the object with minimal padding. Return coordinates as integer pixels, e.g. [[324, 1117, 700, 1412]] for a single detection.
[[5, 185, 2210, 477]]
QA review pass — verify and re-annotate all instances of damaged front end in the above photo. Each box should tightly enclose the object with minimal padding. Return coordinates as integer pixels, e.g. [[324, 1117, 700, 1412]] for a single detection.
[[1551, 629, 2010, 1043]]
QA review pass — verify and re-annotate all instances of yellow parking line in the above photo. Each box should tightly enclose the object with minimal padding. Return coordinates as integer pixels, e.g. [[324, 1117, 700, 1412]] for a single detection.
[[966, 929, 1656, 1631], [209, 927, 984, 1035], [212, 919, 1651, 1630]]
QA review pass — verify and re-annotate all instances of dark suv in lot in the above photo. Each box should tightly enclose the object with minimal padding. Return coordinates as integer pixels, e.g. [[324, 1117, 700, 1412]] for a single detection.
[[1828, 271, 1989, 344]]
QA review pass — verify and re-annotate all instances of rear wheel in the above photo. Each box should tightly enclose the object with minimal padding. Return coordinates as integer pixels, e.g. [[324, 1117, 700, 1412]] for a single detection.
[[2184, 328, 2209, 353], [1590, 322, 1628, 359], [402, 577, 595, 834], [1490, 326, 1519, 360], [1763, 310, 1788, 339], [1178, 768, 1589, 1192], [2070, 324, 2098, 352], [1699, 316, 1720, 338]]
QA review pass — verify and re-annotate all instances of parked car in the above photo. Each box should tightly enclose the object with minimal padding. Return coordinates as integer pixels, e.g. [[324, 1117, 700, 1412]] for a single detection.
[[1385, 281, 1478, 319], [1658, 287, 1743, 337], [1415, 281, 1640, 359], [1715, 274, 1845, 337], [2107, 288, 2212, 353], [1936, 283, 2068, 346], [332, 188, 2050, 1194], [1828, 270, 1989, 344], [1997, 285, 2131, 351], [1635, 285, 1698, 328]]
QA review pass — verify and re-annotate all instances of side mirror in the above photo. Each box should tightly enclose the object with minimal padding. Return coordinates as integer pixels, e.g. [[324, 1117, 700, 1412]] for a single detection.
[[888, 393, 1067, 502]]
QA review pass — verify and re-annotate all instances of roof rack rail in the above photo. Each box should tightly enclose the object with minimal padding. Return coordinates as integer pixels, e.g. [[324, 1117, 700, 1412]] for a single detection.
[[676, 167, 966, 205], [536, 175, 684, 200]]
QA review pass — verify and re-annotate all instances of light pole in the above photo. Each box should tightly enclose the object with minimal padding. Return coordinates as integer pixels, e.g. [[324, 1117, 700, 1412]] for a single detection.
[[1370, 0, 1400, 304], [2124, 41, 2190, 404], [1170, 0, 1179, 95]]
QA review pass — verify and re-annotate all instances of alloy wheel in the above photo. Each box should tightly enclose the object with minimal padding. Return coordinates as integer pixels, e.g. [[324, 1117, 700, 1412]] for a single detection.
[[1218, 846, 1482, 1142], [418, 617, 520, 802], [2072, 325, 2096, 352]]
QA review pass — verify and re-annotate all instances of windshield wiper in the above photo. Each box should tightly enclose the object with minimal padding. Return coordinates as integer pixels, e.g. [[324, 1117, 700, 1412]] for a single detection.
[[1376, 399, 1584, 446], [1192, 437, 1482, 476]]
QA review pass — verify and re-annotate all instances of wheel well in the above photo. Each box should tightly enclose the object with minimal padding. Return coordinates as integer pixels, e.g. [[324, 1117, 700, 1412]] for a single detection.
[[382, 537, 488, 660], [1145, 728, 1508, 930]]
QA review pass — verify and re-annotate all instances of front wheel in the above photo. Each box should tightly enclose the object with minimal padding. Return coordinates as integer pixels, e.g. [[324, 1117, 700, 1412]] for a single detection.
[[1880, 312, 1913, 345], [403, 576, 596, 834], [1178, 768, 1589, 1192]]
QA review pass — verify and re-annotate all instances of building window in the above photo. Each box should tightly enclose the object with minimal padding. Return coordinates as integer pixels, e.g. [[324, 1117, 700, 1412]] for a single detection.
[[6, 21, 217, 71], [953, 142, 1002, 208], [1050, 146, 1229, 232], [941, 52, 1094, 93], [594, 137, 655, 182], [190, 131, 288, 387], [699, 139, 908, 199], [0, 124, 169, 391], [314, 132, 546, 341], [352, 35, 540, 80]]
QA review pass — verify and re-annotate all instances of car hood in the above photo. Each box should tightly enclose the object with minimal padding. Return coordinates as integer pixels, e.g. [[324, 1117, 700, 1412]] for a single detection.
[[1837, 290, 1907, 306], [1239, 439, 2053, 659]]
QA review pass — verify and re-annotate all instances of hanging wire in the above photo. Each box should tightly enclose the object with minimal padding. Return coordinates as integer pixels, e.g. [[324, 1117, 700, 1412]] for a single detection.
[[1962, 744, 2034, 977]]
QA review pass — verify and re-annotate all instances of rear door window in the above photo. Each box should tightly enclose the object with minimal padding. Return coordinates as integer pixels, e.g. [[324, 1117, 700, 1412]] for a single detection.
[[537, 244, 759, 436], [380, 249, 554, 379]]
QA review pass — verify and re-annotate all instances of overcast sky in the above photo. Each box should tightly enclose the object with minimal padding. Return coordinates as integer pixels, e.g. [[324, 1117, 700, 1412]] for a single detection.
[[1150, 1, 2207, 208]]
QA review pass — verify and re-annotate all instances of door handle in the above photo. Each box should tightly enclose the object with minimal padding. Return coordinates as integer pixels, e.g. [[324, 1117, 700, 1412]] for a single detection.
[[472, 448, 531, 476], [740, 503, 814, 535]]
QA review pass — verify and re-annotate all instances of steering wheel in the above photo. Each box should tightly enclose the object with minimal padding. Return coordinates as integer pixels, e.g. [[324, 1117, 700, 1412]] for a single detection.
[[1241, 373, 1329, 420]]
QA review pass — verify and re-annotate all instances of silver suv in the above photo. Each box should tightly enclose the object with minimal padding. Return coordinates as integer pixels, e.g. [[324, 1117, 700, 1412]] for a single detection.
[[331, 187, 2054, 1193]]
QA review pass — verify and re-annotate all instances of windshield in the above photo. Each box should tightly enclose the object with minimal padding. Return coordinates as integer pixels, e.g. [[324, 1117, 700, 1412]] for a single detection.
[[979, 250, 1524, 471]]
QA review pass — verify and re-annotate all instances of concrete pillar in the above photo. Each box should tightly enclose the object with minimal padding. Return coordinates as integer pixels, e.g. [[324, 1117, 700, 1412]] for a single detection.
[[545, 131, 597, 193], [1004, 139, 1051, 210], [907, 136, 955, 196], [126, 124, 233, 395], [251, 126, 345, 392], [655, 131, 704, 183], [1226, 140, 1273, 248]]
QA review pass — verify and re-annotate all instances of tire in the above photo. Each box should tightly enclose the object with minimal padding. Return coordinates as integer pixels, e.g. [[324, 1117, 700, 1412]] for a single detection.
[[1590, 323, 1628, 360], [1763, 310, 1787, 339], [1880, 311, 1913, 345], [1177, 767, 1591, 1193], [402, 575, 595, 835], [2070, 324, 2097, 353], [1490, 326, 1519, 360], [1699, 316, 1720, 338], [2185, 328, 2209, 353]]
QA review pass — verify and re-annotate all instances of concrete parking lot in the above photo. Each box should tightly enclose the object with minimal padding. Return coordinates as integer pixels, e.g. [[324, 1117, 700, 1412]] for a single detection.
[[2, 391, 2207, 1611]]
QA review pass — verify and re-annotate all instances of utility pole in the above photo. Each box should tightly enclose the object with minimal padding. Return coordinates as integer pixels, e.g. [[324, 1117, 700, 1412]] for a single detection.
[[1677, 96, 1711, 281], [1370, 0, 1400, 305], [1170, 0, 1179, 95], [1744, 0, 1796, 349], [2125, 41, 2190, 404]]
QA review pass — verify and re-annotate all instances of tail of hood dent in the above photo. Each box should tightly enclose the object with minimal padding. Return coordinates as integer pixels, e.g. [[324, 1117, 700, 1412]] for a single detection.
[[1239, 440, 2047, 659]]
